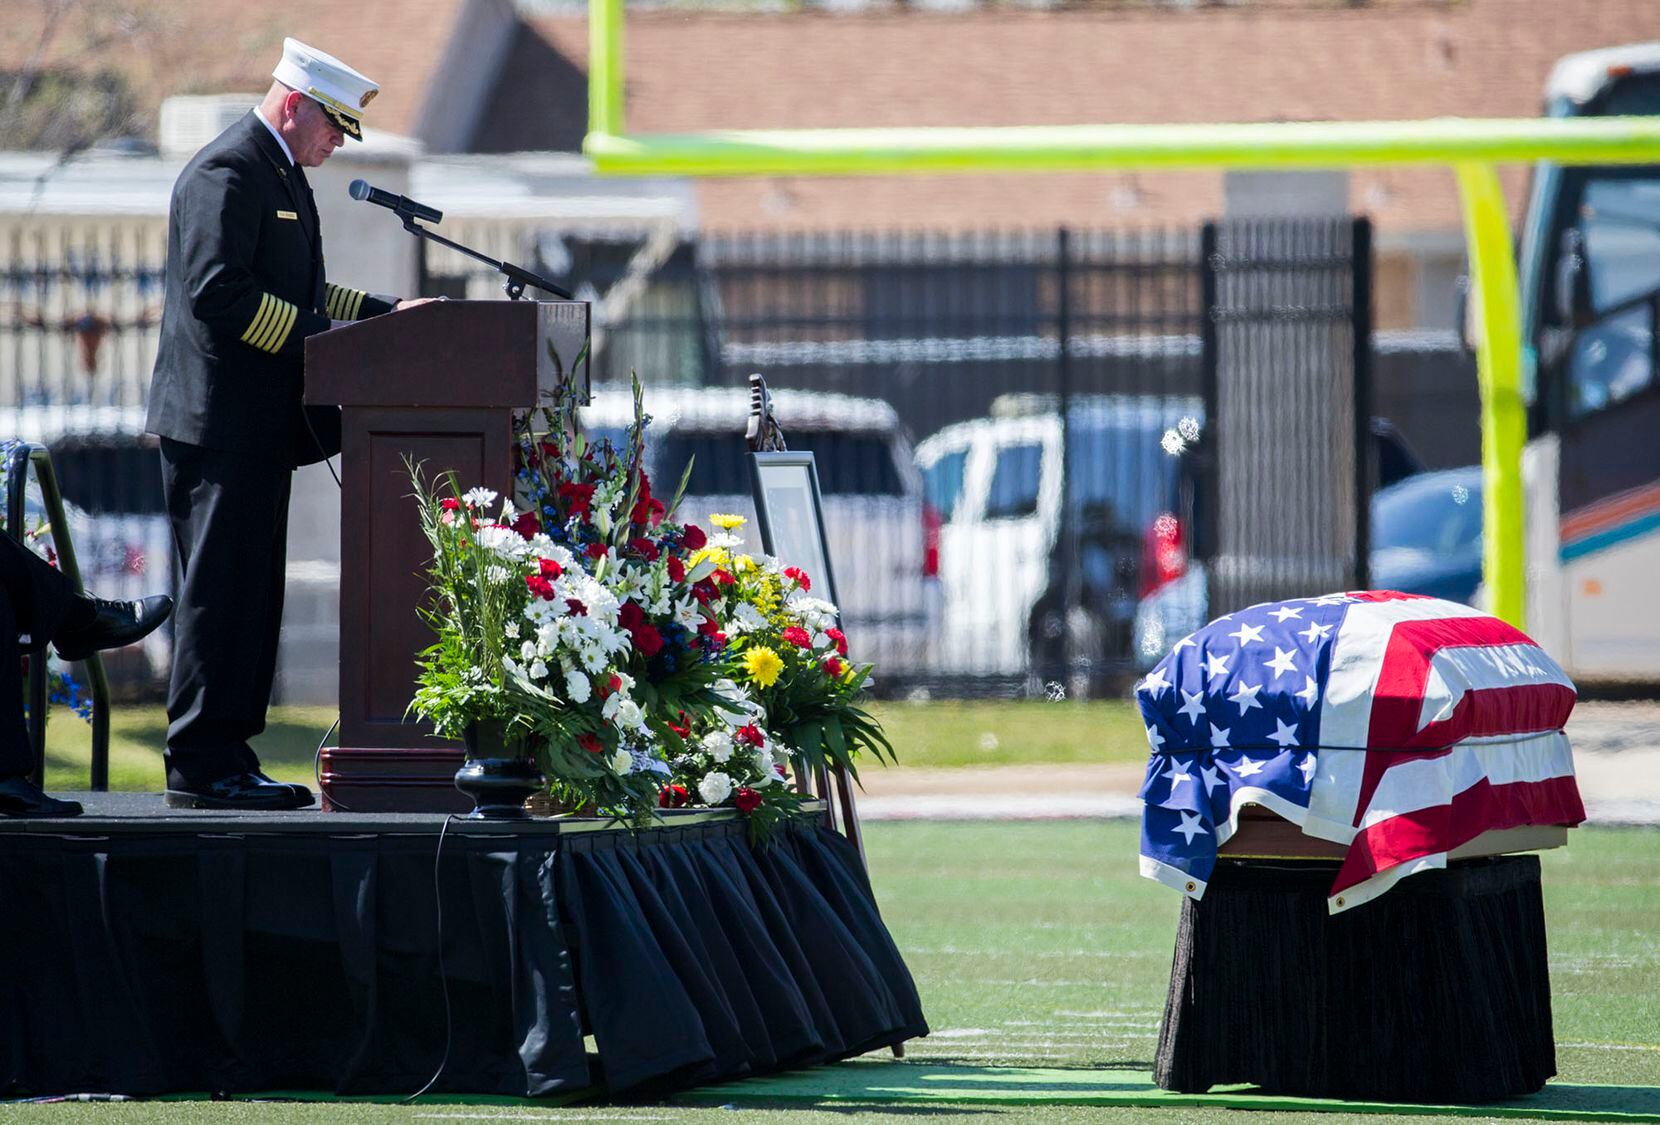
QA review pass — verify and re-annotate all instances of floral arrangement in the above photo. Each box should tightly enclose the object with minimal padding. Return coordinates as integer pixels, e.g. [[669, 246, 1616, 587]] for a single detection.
[[406, 378, 892, 835]]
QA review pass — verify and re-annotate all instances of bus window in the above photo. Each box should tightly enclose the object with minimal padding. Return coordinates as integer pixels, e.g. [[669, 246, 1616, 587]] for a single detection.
[[1557, 174, 1660, 419]]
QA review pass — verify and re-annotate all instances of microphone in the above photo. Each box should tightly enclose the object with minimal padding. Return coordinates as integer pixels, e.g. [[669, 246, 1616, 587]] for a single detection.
[[348, 179, 443, 225]]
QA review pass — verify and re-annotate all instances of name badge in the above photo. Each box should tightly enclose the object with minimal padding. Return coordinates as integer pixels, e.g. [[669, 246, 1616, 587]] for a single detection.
[[276, 209, 299, 220]]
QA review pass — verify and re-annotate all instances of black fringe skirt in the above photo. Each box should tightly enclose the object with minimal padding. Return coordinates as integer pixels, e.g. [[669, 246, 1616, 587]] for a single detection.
[[1154, 854, 1555, 1103]]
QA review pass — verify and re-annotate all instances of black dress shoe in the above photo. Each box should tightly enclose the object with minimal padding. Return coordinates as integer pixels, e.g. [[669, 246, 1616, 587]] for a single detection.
[[165, 772, 315, 811], [54, 594, 174, 662], [0, 776, 83, 818]]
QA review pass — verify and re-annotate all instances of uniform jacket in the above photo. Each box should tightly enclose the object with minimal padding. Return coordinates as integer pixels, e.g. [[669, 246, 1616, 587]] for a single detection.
[[147, 111, 395, 467]]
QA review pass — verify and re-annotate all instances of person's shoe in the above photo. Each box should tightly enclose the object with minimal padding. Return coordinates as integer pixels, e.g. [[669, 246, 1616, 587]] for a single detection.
[[164, 772, 314, 811], [53, 594, 174, 662], [0, 776, 83, 818], [249, 769, 316, 804]]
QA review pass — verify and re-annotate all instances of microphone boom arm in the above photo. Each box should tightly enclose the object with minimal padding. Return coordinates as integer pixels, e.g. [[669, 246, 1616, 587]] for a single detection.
[[398, 215, 573, 301]]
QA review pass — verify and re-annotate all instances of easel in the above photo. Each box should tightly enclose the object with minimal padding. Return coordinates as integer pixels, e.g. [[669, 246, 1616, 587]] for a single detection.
[[744, 373, 865, 864]]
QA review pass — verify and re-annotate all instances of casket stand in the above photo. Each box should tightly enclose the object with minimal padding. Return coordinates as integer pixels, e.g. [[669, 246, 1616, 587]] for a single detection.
[[1154, 806, 1562, 1103]]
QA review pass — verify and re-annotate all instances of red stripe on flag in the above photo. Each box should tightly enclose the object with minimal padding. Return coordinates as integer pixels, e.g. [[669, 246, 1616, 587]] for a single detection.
[[1410, 683, 1578, 750], [1348, 590, 1434, 603], [1354, 615, 1559, 824], [1331, 773, 1585, 896]]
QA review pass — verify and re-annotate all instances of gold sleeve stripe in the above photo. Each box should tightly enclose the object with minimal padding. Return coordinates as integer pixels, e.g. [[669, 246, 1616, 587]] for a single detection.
[[347, 288, 365, 320], [262, 301, 298, 353], [249, 296, 288, 352], [241, 293, 278, 347], [324, 286, 341, 320]]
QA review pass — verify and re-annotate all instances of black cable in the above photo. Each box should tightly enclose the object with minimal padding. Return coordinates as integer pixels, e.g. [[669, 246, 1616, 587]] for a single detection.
[[310, 715, 354, 813], [405, 813, 459, 1103]]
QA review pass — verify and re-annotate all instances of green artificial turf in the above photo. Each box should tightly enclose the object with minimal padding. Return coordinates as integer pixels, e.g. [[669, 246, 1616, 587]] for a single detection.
[[3, 820, 1655, 1124]]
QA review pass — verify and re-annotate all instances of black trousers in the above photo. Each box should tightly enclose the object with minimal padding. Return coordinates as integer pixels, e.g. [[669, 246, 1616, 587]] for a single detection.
[[0, 534, 79, 780], [160, 438, 292, 788]]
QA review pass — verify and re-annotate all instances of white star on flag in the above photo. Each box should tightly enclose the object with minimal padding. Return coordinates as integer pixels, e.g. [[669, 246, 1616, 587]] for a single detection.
[[1268, 718, 1301, 748], [1209, 722, 1231, 748], [1146, 724, 1166, 751], [1311, 594, 1348, 607], [1177, 690, 1205, 725], [1298, 621, 1334, 643], [1204, 651, 1231, 680], [1140, 666, 1172, 697], [1228, 622, 1266, 647], [1227, 681, 1263, 713], [1265, 646, 1298, 678], [1268, 605, 1303, 622], [1298, 754, 1318, 782], [1162, 761, 1192, 788], [1232, 756, 1265, 777], [1201, 764, 1225, 794], [1173, 811, 1209, 844], [1173, 635, 1197, 651], [1295, 675, 1320, 706]]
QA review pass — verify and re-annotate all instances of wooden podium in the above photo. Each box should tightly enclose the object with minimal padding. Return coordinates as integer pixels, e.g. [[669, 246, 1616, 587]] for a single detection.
[[305, 299, 590, 811]]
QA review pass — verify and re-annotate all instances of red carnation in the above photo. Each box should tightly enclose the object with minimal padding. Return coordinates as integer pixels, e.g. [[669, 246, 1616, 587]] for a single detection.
[[681, 524, 706, 550], [578, 733, 603, 754], [781, 626, 811, 649], [691, 580, 718, 605], [734, 787, 761, 814], [666, 556, 686, 582], [783, 566, 811, 591], [538, 557, 563, 580], [440, 497, 461, 512], [712, 569, 736, 587], [628, 537, 660, 562], [565, 598, 587, 617], [824, 656, 845, 678], [659, 784, 690, 809], [734, 723, 765, 748], [512, 511, 540, 540], [539, 440, 561, 461], [618, 601, 644, 630], [585, 542, 608, 560], [633, 623, 664, 657], [559, 481, 596, 518], [826, 627, 848, 657], [599, 673, 623, 698], [525, 574, 556, 601], [668, 711, 692, 739]]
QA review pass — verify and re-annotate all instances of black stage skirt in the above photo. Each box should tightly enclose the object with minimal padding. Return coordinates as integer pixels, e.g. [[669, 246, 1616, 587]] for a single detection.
[[1154, 854, 1554, 1103], [0, 801, 927, 1098]]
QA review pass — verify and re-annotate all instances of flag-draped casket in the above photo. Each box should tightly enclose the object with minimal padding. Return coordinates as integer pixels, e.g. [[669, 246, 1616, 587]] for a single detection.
[[1137, 591, 1584, 913]]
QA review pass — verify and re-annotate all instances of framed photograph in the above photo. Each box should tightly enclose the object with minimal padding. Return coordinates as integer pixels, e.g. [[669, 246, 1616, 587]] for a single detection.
[[749, 450, 840, 609]]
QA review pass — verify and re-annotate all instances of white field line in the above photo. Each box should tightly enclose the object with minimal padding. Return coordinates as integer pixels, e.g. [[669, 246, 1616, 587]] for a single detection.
[[1558, 1041, 1660, 1052], [904, 947, 1167, 959]]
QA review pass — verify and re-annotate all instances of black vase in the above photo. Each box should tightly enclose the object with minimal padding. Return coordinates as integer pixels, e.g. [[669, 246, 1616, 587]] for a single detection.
[[455, 719, 547, 820]]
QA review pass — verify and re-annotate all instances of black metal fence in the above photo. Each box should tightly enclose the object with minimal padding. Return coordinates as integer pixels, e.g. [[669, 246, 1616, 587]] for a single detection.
[[0, 219, 1480, 701]]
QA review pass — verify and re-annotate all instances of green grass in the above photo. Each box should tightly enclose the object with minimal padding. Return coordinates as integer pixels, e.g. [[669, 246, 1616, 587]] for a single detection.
[[863, 698, 1149, 768], [42, 699, 1151, 791], [3, 820, 1655, 1123], [43, 705, 336, 793]]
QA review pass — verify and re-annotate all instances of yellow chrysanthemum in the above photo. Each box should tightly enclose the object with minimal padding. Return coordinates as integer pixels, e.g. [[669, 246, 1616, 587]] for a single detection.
[[734, 554, 756, 573], [743, 645, 784, 688], [710, 513, 747, 530], [689, 545, 730, 570]]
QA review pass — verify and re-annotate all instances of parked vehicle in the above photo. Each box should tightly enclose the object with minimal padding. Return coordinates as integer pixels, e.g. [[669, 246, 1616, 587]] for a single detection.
[[581, 384, 940, 681], [915, 393, 1202, 693], [1133, 465, 1484, 667], [1508, 42, 1660, 681]]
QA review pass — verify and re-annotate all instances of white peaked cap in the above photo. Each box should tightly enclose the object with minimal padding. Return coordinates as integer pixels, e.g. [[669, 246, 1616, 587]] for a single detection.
[[272, 37, 379, 140]]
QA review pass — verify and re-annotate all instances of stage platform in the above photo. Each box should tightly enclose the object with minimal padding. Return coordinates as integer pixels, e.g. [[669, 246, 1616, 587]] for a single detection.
[[0, 794, 927, 1100]]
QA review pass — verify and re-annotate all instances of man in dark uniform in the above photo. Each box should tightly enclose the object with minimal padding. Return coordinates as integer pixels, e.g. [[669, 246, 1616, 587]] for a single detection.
[[147, 39, 424, 809], [0, 533, 172, 817]]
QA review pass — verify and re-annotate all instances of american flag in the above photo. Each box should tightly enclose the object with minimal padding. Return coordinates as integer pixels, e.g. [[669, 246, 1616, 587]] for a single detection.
[[1136, 591, 1584, 913]]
